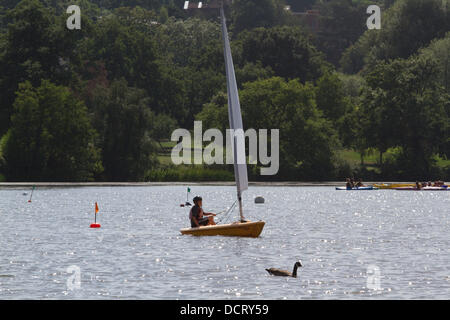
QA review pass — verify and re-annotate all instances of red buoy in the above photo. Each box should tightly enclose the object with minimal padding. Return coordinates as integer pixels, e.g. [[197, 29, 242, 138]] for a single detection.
[[90, 202, 101, 228]]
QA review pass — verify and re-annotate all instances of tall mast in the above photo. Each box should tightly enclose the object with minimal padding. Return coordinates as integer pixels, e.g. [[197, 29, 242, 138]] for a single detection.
[[220, 4, 248, 222]]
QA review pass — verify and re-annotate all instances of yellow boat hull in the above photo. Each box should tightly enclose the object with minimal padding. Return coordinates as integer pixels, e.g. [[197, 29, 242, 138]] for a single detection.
[[180, 221, 265, 238], [373, 183, 415, 189]]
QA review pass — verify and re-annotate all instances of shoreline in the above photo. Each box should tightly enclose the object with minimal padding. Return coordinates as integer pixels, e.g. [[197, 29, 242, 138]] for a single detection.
[[0, 181, 413, 188]]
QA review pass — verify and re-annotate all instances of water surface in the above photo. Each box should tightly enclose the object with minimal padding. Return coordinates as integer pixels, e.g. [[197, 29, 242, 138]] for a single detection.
[[0, 186, 449, 299]]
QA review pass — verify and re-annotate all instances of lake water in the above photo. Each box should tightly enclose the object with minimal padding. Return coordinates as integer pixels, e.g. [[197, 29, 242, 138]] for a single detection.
[[0, 186, 449, 299]]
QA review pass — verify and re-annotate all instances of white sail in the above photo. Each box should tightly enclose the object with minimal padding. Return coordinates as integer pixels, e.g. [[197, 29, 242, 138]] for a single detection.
[[220, 6, 248, 203]]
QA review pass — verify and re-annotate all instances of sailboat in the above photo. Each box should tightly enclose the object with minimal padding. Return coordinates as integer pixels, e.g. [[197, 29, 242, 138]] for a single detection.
[[180, 5, 265, 238]]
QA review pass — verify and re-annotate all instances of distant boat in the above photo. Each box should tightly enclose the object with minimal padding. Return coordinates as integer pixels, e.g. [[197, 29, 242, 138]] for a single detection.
[[180, 5, 265, 238], [335, 186, 378, 191], [395, 186, 449, 191], [373, 183, 415, 189]]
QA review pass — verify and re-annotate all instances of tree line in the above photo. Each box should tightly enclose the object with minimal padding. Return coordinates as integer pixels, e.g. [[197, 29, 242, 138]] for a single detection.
[[0, 0, 448, 182]]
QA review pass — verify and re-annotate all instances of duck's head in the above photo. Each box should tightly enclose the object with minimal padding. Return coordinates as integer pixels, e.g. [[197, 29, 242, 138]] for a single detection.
[[295, 260, 302, 268]]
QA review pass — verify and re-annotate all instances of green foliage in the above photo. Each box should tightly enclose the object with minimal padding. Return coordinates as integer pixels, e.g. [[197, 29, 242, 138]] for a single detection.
[[89, 0, 162, 10], [235, 62, 275, 87], [0, 132, 8, 175], [197, 76, 340, 179], [341, 0, 450, 73], [372, 0, 449, 61], [337, 73, 365, 97], [285, 0, 315, 12], [360, 55, 449, 178], [339, 31, 377, 74], [418, 32, 450, 93], [153, 113, 178, 142], [149, 17, 224, 126], [315, 73, 348, 121], [3, 80, 102, 181], [89, 79, 158, 181], [0, 6, 5, 30], [238, 26, 330, 82], [231, 0, 286, 33], [0, 0, 448, 181], [314, 0, 370, 66], [239, 77, 338, 179], [151, 17, 221, 68], [158, 5, 169, 23], [196, 92, 228, 133], [0, 0, 81, 135], [79, 15, 159, 93]]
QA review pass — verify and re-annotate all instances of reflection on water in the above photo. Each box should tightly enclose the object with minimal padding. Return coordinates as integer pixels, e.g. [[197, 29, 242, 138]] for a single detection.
[[0, 186, 449, 299]]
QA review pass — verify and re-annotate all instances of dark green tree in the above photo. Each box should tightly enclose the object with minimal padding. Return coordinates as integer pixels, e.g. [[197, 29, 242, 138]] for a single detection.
[[418, 32, 450, 94], [231, 0, 286, 34], [149, 17, 225, 126], [91, 80, 158, 181], [0, 0, 81, 135], [315, 72, 348, 122], [341, 0, 449, 74], [360, 55, 449, 178], [3, 80, 102, 181], [314, 0, 369, 66], [196, 91, 229, 133], [80, 16, 160, 93], [240, 77, 338, 179], [238, 26, 330, 82]]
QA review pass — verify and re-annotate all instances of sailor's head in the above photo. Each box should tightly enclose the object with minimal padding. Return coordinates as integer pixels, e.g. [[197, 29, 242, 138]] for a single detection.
[[193, 196, 203, 207]]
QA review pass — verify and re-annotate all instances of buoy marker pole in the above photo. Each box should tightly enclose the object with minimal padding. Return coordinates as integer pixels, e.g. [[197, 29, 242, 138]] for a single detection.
[[181, 187, 192, 207], [90, 202, 101, 228], [28, 185, 35, 203]]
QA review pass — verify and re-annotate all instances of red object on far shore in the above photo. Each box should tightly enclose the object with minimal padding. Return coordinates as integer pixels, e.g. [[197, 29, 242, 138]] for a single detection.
[[90, 223, 101, 228], [28, 200, 31, 203]]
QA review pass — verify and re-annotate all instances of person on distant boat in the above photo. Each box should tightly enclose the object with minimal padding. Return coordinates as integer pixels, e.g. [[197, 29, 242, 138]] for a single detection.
[[189, 196, 217, 228], [355, 178, 365, 188], [415, 181, 422, 190], [345, 178, 351, 189], [346, 178, 354, 190], [434, 180, 445, 187]]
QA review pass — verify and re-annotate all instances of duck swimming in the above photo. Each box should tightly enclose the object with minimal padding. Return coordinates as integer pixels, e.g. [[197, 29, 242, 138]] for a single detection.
[[266, 260, 302, 278]]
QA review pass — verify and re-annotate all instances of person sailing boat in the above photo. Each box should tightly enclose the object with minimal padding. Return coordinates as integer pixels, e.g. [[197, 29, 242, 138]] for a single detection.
[[189, 196, 217, 228]]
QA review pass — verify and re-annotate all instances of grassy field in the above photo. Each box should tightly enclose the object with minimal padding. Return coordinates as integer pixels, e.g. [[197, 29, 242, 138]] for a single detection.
[[435, 156, 450, 167], [337, 149, 377, 165], [153, 140, 233, 181], [159, 141, 448, 175]]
